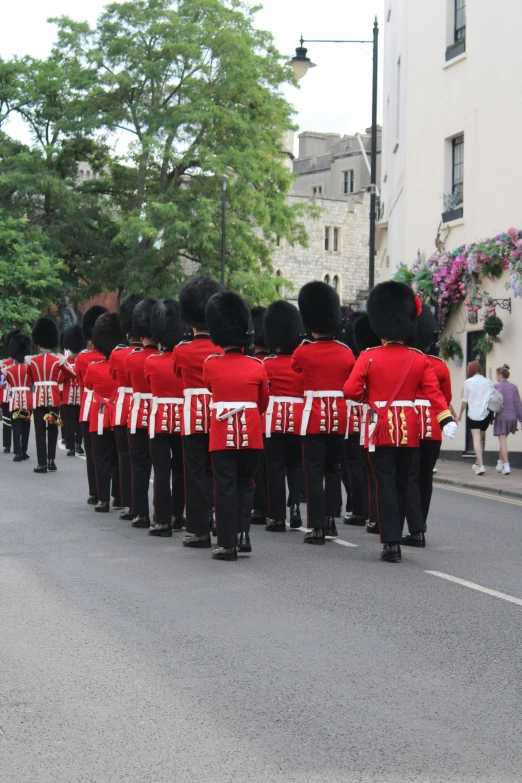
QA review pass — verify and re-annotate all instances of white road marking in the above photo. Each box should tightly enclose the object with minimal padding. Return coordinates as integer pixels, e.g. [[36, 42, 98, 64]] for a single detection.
[[435, 483, 522, 507], [425, 570, 522, 607]]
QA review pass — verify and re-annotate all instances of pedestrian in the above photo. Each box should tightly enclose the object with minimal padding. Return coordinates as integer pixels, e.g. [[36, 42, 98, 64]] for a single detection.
[[458, 360, 493, 475], [262, 300, 305, 532], [145, 299, 186, 537], [203, 290, 269, 561], [1, 333, 32, 462], [173, 277, 223, 550], [61, 325, 86, 457], [1, 329, 21, 454], [250, 306, 269, 526], [344, 282, 457, 563], [493, 364, 522, 475], [291, 281, 356, 544]]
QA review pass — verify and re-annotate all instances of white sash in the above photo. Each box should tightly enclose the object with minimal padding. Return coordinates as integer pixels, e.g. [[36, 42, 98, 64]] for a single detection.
[[265, 395, 304, 438], [130, 392, 153, 434], [149, 397, 184, 438], [183, 388, 211, 435], [300, 390, 344, 436]]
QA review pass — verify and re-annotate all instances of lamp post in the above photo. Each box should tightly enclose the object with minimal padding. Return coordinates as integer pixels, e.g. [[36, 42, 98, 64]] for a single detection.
[[219, 174, 228, 286], [288, 19, 379, 290]]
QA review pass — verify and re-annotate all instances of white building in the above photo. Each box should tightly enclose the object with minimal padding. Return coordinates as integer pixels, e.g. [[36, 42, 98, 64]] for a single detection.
[[378, 0, 522, 463]]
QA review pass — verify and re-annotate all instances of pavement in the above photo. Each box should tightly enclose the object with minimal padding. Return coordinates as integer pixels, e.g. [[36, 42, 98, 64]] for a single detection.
[[1, 439, 521, 783], [434, 458, 522, 498]]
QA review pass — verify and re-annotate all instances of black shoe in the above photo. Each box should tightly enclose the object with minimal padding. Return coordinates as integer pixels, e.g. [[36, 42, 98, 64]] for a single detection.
[[265, 518, 286, 532], [87, 495, 99, 506], [76, 444, 85, 455], [401, 532, 426, 548], [95, 501, 110, 513], [34, 465, 48, 474], [238, 532, 252, 553], [183, 532, 212, 548], [344, 513, 367, 526], [251, 509, 266, 525], [131, 515, 151, 528], [47, 459, 57, 472], [149, 522, 172, 537], [13, 454, 22, 463], [325, 516, 338, 537], [381, 544, 402, 563], [66, 449, 76, 457], [119, 508, 134, 520], [112, 499, 124, 509], [22, 453, 30, 460], [3, 447, 10, 454], [304, 528, 326, 545], [61, 438, 66, 445], [172, 516, 185, 531], [289, 504, 302, 528], [366, 521, 379, 535], [212, 546, 238, 561]]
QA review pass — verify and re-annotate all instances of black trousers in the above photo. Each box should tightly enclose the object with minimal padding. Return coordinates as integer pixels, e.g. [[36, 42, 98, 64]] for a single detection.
[[92, 431, 120, 503], [212, 449, 258, 549], [33, 407, 59, 465], [182, 434, 213, 535], [409, 439, 441, 528], [404, 445, 425, 535], [150, 433, 185, 525], [80, 421, 98, 497], [61, 405, 82, 450], [129, 428, 152, 516], [12, 415, 30, 455], [302, 434, 344, 529], [2, 402, 12, 450], [365, 451, 378, 524], [368, 447, 420, 544], [342, 456, 352, 512], [253, 451, 268, 515], [345, 435, 368, 517], [264, 433, 303, 521], [114, 425, 132, 510]]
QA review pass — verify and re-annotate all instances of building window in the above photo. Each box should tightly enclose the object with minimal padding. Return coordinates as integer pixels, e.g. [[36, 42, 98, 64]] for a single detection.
[[452, 135, 464, 202], [446, 0, 466, 61], [324, 274, 330, 285], [332, 275, 339, 292], [343, 170, 354, 194], [324, 227, 330, 251], [312, 185, 323, 197], [455, 0, 466, 42], [333, 227, 340, 252]]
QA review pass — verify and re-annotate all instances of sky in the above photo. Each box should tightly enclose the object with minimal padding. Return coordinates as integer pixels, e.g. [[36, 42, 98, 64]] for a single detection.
[[1, 0, 384, 157]]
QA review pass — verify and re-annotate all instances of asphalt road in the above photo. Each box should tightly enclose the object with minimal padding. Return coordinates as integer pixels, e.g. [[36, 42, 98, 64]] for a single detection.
[[1, 441, 521, 783]]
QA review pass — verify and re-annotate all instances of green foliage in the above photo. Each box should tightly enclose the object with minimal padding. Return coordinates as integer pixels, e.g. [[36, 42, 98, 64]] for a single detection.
[[483, 314, 504, 338], [439, 335, 463, 364], [474, 335, 497, 357]]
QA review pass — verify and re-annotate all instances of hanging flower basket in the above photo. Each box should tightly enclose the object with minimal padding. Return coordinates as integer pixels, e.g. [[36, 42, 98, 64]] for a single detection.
[[484, 314, 504, 338], [467, 310, 478, 324], [440, 335, 464, 366]]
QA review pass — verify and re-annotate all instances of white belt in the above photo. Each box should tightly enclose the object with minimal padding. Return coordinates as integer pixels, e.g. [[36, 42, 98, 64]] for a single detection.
[[83, 388, 94, 422], [183, 388, 211, 435], [115, 386, 133, 426], [414, 399, 431, 407], [265, 395, 304, 438], [11, 386, 31, 392], [374, 400, 415, 408], [34, 381, 57, 387], [300, 390, 344, 436], [149, 397, 184, 439], [130, 392, 153, 434], [212, 401, 257, 421]]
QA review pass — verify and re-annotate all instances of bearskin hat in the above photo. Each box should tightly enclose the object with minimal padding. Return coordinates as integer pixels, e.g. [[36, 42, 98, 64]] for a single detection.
[[119, 294, 144, 337], [297, 281, 341, 335], [410, 303, 437, 354], [151, 299, 185, 351], [32, 317, 59, 350], [367, 281, 417, 342], [263, 300, 303, 355], [352, 312, 381, 355], [8, 333, 31, 363], [3, 328, 21, 355], [179, 277, 223, 330], [206, 291, 252, 348], [132, 298, 157, 340], [63, 325, 86, 355], [92, 313, 126, 359], [82, 305, 109, 342], [251, 306, 267, 348]]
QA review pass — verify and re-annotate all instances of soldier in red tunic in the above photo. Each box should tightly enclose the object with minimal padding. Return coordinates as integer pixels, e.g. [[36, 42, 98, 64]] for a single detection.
[[262, 300, 305, 532], [109, 294, 144, 521], [291, 282, 356, 545], [173, 277, 223, 549], [250, 306, 269, 526], [1, 329, 21, 453], [61, 325, 86, 457], [203, 291, 269, 561], [144, 299, 186, 538], [343, 282, 457, 563], [76, 306, 108, 503], [2, 333, 32, 462]]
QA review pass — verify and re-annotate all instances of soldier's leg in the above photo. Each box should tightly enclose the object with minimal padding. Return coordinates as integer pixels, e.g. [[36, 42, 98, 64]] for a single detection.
[[368, 447, 403, 543], [302, 434, 327, 529], [183, 434, 211, 536], [212, 449, 239, 549], [33, 408, 48, 467], [80, 422, 98, 499], [264, 434, 287, 521]]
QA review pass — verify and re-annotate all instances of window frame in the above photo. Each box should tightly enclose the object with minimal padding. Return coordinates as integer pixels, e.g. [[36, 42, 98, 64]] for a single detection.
[[452, 134, 464, 201], [324, 226, 330, 251], [454, 0, 466, 42], [343, 169, 355, 195], [333, 227, 340, 253]]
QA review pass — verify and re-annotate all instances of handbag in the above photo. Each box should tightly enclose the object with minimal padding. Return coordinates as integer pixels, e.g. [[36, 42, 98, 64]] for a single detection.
[[487, 387, 504, 413]]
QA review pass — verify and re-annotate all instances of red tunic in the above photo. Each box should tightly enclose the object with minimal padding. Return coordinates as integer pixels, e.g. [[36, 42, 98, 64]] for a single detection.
[[26, 351, 64, 408], [263, 353, 305, 437], [0, 358, 15, 404], [2, 362, 33, 412], [83, 359, 118, 434], [76, 348, 105, 422], [416, 355, 453, 442], [343, 344, 453, 449], [172, 335, 224, 436], [291, 338, 355, 436], [346, 402, 364, 439], [125, 344, 158, 432], [203, 351, 269, 451], [144, 350, 185, 437], [109, 343, 137, 427], [61, 355, 81, 406]]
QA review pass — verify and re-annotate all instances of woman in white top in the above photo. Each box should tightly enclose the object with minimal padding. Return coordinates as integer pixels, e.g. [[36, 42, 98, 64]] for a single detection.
[[458, 360, 493, 475]]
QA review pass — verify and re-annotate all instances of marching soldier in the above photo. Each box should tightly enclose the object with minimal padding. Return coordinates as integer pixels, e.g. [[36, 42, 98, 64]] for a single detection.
[[109, 294, 144, 521], [343, 282, 457, 563], [61, 325, 86, 456], [204, 290, 269, 560], [2, 333, 32, 462], [76, 306, 109, 503], [145, 300, 186, 537], [173, 277, 223, 549], [1, 329, 21, 453], [291, 282, 355, 545], [262, 300, 305, 532], [250, 306, 269, 526]]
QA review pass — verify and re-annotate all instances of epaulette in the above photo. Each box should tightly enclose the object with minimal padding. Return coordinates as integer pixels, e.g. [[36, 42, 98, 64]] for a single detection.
[[129, 347, 142, 354], [176, 340, 191, 348], [428, 354, 444, 363], [246, 355, 264, 363], [204, 353, 223, 362], [113, 344, 128, 351], [79, 348, 90, 355], [147, 351, 164, 360], [408, 347, 424, 355], [264, 355, 278, 361], [90, 359, 106, 366], [365, 345, 383, 352], [333, 340, 352, 349], [299, 338, 313, 346]]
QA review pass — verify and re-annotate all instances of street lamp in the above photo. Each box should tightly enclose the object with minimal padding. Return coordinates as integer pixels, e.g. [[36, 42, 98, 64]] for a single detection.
[[287, 19, 379, 290], [219, 174, 228, 286]]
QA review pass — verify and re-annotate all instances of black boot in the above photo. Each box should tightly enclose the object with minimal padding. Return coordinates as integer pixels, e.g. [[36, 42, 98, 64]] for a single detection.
[[149, 522, 172, 537], [34, 464, 48, 474], [13, 454, 22, 463], [401, 531, 426, 548], [289, 504, 302, 529], [172, 516, 184, 531], [22, 453, 30, 460], [47, 459, 57, 472], [325, 516, 338, 537], [251, 509, 266, 525], [95, 501, 110, 513], [3, 447, 10, 454], [381, 544, 402, 563], [265, 518, 286, 532], [238, 532, 252, 553], [76, 444, 85, 455], [87, 495, 98, 505], [344, 513, 367, 526], [303, 528, 326, 545], [366, 521, 379, 535], [212, 546, 238, 561], [183, 532, 212, 548], [66, 449, 76, 457], [119, 507, 134, 520], [131, 514, 151, 528]]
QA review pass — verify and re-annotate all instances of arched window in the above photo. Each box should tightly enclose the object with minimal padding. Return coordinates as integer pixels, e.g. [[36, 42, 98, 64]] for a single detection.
[[86, 170, 91, 179], [332, 275, 339, 291], [324, 274, 330, 285]]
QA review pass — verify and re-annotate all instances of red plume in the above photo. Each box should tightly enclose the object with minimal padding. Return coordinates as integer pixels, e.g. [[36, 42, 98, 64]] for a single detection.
[[414, 296, 423, 317]]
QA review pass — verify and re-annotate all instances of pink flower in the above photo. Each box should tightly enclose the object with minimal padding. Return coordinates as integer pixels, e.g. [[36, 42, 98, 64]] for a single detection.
[[508, 227, 519, 241]]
